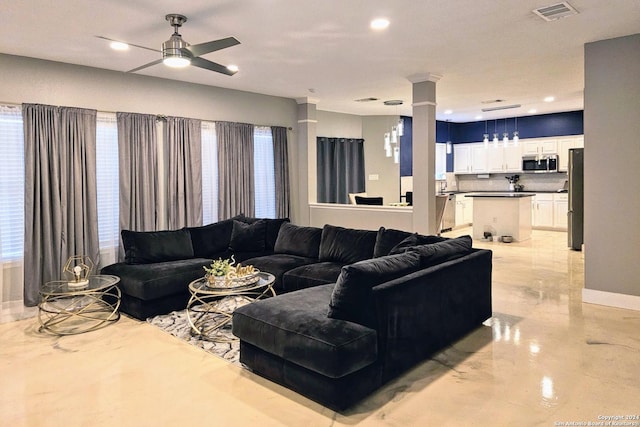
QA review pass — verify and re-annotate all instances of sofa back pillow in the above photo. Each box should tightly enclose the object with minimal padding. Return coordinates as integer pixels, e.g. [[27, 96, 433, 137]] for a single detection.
[[186, 214, 245, 257], [373, 227, 414, 258], [241, 217, 290, 250], [274, 223, 323, 258], [327, 251, 421, 328], [319, 224, 377, 264], [396, 235, 473, 268], [121, 229, 194, 265], [228, 219, 267, 252], [388, 233, 447, 255]]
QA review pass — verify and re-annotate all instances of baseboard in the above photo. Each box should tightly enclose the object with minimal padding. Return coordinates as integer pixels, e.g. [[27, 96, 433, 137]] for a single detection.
[[582, 288, 640, 312]]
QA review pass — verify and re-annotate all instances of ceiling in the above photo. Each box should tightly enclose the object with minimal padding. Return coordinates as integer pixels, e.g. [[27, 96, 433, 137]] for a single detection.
[[2, 1, 639, 122]]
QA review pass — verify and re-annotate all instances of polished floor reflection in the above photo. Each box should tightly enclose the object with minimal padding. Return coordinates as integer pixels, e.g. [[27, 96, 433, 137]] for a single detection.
[[1, 229, 639, 427]]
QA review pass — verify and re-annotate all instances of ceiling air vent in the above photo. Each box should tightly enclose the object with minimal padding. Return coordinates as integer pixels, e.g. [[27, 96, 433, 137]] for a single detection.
[[533, 2, 579, 21], [355, 97, 379, 102], [481, 104, 521, 112]]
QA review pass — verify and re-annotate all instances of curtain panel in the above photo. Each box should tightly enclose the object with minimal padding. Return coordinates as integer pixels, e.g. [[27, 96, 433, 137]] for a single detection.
[[316, 137, 365, 204], [216, 121, 255, 219], [166, 116, 203, 229], [117, 112, 158, 260], [23, 104, 99, 306], [271, 126, 290, 218]]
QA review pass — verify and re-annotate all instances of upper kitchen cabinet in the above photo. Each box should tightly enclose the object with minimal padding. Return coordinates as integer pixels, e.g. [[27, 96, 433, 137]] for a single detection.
[[522, 138, 558, 156], [454, 143, 487, 174], [558, 136, 584, 171], [487, 144, 522, 173]]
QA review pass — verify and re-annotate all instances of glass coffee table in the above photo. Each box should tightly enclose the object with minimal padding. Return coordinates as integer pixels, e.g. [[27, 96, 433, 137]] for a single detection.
[[38, 274, 121, 335], [187, 272, 275, 342]]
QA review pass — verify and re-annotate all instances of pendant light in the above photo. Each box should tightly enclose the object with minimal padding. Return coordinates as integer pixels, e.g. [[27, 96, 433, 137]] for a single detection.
[[483, 121, 489, 148], [502, 119, 509, 147], [446, 121, 452, 154], [513, 117, 519, 146], [493, 120, 499, 148]]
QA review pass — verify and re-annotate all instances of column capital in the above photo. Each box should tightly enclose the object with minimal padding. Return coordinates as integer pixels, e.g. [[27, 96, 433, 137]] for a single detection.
[[295, 97, 320, 105], [407, 73, 443, 83]]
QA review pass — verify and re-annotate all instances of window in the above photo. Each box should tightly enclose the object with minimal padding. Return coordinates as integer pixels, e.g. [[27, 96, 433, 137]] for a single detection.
[[0, 105, 25, 261], [96, 112, 119, 264], [254, 126, 276, 218], [201, 122, 218, 224]]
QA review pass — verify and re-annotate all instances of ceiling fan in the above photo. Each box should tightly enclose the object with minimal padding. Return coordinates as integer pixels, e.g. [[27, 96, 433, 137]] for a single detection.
[[99, 14, 240, 76]]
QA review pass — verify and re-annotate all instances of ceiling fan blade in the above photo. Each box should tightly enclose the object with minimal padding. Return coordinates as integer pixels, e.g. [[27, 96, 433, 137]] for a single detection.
[[96, 36, 161, 53], [185, 37, 240, 58], [190, 57, 237, 76], [127, 58, 164, 73]]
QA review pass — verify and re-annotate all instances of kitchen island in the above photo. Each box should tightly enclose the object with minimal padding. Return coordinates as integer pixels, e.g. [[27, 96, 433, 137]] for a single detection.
[[465, 193, 534, 242]]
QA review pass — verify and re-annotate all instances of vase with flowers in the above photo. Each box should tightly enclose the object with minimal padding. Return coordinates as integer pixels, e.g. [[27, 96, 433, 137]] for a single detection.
[[203, 256, 236, 287]]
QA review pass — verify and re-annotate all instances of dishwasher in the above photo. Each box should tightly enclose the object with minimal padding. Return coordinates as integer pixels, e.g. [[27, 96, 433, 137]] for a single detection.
[[441, 194, 456, 233]]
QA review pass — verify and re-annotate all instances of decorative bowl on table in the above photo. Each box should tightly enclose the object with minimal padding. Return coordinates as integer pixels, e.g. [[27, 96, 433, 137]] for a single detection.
[[204, 261, 260, 288]]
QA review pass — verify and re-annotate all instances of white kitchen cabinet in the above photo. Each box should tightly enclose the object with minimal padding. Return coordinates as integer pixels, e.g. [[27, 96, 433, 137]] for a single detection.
[[487, 144, 522, 173], [454, 143, 487, 174], [435, 143, 447, 180], [455, 194, 473, 226], [523, 138, 558, 156], [531, 193, 554, 228], [553, 193, 569, 230], [558, 136, 584, 171]]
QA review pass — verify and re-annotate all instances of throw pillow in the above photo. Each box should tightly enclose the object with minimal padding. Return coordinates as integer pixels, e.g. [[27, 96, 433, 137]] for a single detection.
[[121, 228, 194, 265], [373, 227, 414, 258], [186, 214, 245, 257], [228, 219, 267, 252], [274, 223, 323, 259], [319, 224, 377, 264], [327, 251, 421, 328], [388, 233, 447, 255], [410, 235, 473, 268]]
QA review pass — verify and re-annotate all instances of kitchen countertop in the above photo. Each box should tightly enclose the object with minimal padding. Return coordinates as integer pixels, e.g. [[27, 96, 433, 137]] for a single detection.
[[439, 190, 567, 195], [464, 193, 534, 198]]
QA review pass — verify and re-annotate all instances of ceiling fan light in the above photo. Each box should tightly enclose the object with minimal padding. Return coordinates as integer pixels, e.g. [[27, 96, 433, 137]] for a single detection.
[[110, 41, 129, 51], [227, 64, 239, 72], [163, 56, 191, 68]]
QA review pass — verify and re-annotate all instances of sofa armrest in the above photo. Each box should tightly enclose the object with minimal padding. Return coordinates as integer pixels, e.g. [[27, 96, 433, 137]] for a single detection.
[[372, 249, 492, 380]]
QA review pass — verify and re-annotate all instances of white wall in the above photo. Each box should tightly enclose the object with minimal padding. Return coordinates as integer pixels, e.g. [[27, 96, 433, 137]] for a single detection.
[[583, 34, 640, 305]]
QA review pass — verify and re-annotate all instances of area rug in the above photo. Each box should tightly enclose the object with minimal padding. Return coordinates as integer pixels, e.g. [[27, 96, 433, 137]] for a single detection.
[[147, 297, 247, 366]]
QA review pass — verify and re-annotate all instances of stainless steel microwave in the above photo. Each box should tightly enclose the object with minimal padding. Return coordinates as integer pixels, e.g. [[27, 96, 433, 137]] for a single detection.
[[522, 154, 558, 173]]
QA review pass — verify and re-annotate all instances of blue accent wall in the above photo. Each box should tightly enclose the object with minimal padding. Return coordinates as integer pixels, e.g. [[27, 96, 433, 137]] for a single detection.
[[399, 110, 584, 175]]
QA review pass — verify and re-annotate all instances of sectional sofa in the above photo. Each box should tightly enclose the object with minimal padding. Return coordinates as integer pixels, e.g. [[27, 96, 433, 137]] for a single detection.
[[101, 217, 493, 411]]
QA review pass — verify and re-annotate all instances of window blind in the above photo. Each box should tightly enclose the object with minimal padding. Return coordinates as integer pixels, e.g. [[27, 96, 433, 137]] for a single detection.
[[0, 105, 25, 261], [254, 126, 276, 218], [96, 112, 119, 251], [201, 121, 218, 224]]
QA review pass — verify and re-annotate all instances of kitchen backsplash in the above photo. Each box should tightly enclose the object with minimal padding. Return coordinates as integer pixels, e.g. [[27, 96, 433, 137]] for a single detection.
[[455, 172, 568, 193]]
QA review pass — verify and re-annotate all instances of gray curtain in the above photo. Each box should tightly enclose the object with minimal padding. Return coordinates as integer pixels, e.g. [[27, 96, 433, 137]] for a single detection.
[[216, 121, 254, 219], [23, 104, 99, 306], [117, 112, 158, 259], [271, 126, 290, 218], [317, 137, 365, 204], [166, 116, 203, 229]]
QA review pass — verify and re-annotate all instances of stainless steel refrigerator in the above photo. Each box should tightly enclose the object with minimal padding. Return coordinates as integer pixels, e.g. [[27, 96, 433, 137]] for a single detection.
[[568, 148, 584, 250]]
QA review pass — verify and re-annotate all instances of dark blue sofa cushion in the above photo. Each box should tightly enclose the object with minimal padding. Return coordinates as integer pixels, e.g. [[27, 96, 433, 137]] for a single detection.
[[274, 223, 322, 258], [229, 219, 267, 252], [319, 224, 377, 264], [373, 227, 414, 258], [241, 253, 318, 292], [185, 215, 244, 258], [392, 235, 473, 268], [388, 233, 446, 254], [233, 283, 378, 379], [121, 228, 194, 265], [328, 251, 421, 328], [281, 261, 344, 292], [243, 216, 290, 250], [101, 258, 211, 300]]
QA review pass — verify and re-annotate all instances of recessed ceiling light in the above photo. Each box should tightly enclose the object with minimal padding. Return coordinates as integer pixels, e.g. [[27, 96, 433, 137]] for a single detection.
[[544, 96, 555, 102], [370, 18, 390, 30], [444, 109, 453, 115], [227, 64, 239, 72], [475, 115, 483, 120], [528, 108, 538, 114], [110, 41, 129, 51]]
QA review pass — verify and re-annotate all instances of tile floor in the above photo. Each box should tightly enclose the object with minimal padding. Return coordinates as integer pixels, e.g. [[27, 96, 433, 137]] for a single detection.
[[1, 229, 639, 427]]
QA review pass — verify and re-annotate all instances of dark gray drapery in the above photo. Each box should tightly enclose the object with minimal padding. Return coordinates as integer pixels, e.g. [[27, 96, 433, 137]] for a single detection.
[[271, 126, 290, 218], [23, 104, 99, 306], [316, 137, 365, 204], [166, 116, 203, 229], [216, 121, 255, 219], [117, 112, 158, 260]]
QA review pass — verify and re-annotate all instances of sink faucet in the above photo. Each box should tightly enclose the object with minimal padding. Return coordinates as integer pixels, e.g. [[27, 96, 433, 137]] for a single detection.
[[439, 181, 447, 193]]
